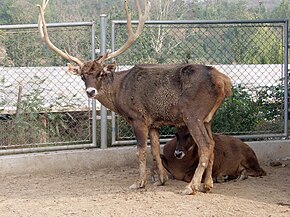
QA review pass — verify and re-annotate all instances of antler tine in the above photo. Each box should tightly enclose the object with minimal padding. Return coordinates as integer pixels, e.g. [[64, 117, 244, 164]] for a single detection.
[[135, 0, 150, 35], [37, 0, 47, 39], [43, 0, 49, 10], [104, 0, 150, 61], [124, 0, 134, 36], [37, 0, 84, 68]]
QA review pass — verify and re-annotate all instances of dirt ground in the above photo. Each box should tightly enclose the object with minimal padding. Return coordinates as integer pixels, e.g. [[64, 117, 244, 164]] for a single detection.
[[0, 162, 289, 217]]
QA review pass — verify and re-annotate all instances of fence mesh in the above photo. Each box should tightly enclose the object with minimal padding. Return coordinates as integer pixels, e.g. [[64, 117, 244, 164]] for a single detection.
[[112, 21, 287, 143], [0, 24, 93, 148], [0, 20, 288, 150]]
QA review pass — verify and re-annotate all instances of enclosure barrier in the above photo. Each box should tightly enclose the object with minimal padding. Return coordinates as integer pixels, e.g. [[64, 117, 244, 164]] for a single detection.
[[0, 22, 97, 153], [0, 18, 288, 153], [109, 19, 288, 146]]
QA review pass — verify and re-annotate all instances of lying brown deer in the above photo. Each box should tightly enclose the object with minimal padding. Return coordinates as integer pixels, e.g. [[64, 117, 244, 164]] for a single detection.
[[152, 129, 266, 185], [37, 0, 232, 195]]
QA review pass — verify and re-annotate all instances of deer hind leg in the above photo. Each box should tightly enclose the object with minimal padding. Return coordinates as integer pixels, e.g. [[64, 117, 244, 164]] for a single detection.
[[150, 158, 158, 182], [203, 122, 214, 193], [204, 77, 226, 123], [149, 128, 168, 185], [181, 118, 215, 195], [129, 121, 149, 189]]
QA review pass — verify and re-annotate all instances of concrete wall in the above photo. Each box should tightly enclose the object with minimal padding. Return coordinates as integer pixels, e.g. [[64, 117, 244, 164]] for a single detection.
[[0, 140, 289, 176]]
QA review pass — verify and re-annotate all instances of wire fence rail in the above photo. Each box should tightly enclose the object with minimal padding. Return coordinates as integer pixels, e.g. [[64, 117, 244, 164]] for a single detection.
[[0, 19, 288, 154]]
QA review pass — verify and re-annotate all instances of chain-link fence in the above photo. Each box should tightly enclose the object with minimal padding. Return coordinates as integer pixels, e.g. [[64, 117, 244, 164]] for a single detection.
[[0, 19, 288, 152], [0, 22, 96, 151], [111, 20, 289, 145]]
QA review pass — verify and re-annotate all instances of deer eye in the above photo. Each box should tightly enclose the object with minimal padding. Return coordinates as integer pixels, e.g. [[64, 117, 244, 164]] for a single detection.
[[81, 74, 85, 80]]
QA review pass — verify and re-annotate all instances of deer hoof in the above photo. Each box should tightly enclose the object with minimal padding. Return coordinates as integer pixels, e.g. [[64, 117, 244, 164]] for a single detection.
[[151, 175, 156, 183], [180, 186, 195, 195], [203, 184, 213, 193], [152, 181, 163, 187], [129, 180, 146, 189], [203, 179, 213, 193], [152, 175, 168, 187], [216, 176, 228, 183], [234, 174, 248, 182], [159, 173, 168, 185]]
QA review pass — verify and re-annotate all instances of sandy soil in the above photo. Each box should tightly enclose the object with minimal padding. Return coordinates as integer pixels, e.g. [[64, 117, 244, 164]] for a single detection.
[[0, 163, 289, 217]]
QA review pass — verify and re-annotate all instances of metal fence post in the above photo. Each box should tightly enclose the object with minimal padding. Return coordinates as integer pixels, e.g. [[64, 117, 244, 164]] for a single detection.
[[100, 14, 108, 149], [91, 23, 97, 147], [283, 19, 289, 138], [111, 21, 116, 146]]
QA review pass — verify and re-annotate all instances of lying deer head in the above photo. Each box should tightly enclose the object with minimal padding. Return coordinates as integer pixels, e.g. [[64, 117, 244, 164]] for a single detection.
[[37, 0, 150, 98], [174, 130, 195, 160]]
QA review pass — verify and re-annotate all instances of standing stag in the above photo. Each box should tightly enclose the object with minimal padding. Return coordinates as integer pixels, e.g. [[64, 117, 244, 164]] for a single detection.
[[37, 0, 232, 195]]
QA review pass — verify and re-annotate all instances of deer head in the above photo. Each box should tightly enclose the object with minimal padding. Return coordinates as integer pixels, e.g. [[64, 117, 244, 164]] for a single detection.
[[37, 0, 150, 98], [174, 130, 195, 160]]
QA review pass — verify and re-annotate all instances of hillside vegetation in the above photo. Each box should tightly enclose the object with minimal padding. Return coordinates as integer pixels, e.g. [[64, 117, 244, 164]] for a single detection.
[[0, 0, 289, 25]]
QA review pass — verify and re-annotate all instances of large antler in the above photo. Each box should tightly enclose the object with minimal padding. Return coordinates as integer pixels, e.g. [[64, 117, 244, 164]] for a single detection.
[[37, 0, 84, 68], [104, 0, 150, 61], [37, 0, 149, 66]]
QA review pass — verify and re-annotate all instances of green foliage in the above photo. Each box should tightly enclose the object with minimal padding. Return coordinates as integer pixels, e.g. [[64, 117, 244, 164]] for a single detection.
[[0, 0, 13, 24], [253, 81, 288, 132], [192, 0, 257, 20], [212, 85, 262, 134], [190, 0, 289, 20], [1, 26, 92, 67], [256, 85, 284, 121], [213, 83, 286, 135], [242, 27, 283, 64], [270, 0, 290, 19], [1, 0, 288, 66], [1, 0, 288, 24], [46, 111, 91, 143], [115, 22, 284, 66], [0, 76, 91, 146]]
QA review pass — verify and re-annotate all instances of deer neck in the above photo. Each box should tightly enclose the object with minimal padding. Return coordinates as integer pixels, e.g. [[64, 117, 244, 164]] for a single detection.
[[95, 75, 117, 112]]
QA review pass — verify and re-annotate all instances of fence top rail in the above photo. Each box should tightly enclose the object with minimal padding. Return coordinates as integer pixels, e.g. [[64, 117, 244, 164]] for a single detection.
[[0, 22, 94, 30], [1, 19, 286, 30], [112, 19, 288, 25]]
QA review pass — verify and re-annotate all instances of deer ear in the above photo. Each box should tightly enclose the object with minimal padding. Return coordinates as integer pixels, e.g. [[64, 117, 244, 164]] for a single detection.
[[180, 65, 193, 76], [67, 63, 81, 75], [102, 62, 116, 76]]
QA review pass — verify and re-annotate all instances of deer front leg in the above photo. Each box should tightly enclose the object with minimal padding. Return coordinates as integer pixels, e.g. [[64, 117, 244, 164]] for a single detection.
[[149, 128, 168, 185], [129, 121, 149, 189]]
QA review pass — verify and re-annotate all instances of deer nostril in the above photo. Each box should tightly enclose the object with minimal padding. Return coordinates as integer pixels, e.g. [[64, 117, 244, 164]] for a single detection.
[[174, 150, 184, 159], [87, 89, 95, 96], [86, 87, 96, 97]]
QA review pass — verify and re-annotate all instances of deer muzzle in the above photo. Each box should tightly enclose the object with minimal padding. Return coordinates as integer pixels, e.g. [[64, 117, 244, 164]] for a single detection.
[[174, 149, 185, 159], [86, 87, 97, 98]]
